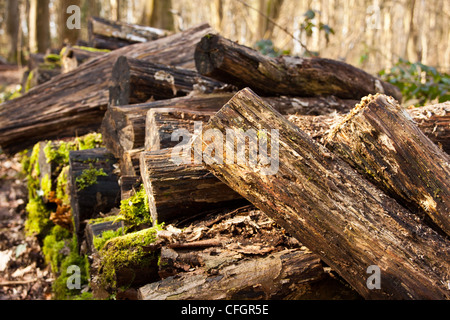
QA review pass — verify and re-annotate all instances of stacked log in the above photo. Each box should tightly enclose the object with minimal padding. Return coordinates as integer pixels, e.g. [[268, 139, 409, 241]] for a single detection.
[[5, 19, 450, 301]]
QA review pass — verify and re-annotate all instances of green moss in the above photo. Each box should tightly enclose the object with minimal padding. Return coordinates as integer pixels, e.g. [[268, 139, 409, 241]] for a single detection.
[[51, 235, 91, 300], [75, 132, 103, 150], [98, 225, 162, 290], [76, 163, 108, 191], [44, 53, 61, 63], [93, 228, 123, 252], [42, 225, 72, 273], [41, 174, 52, 198], [25, 70, 34, 93], [25, 197, 52, 236], [73, 45, 111, 53], [56, 166, 70, 205], [120, 185, 152, 231]]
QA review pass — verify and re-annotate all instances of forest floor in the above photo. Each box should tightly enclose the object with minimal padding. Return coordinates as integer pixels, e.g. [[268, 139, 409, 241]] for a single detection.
[[0, 66, 52, 300]]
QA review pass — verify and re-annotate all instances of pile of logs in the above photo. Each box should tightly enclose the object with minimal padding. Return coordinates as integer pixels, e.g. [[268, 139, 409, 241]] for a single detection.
[[0, 17, 448, 300]]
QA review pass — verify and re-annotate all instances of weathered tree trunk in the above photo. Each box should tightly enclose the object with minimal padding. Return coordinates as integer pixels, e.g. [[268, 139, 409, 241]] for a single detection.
[[6, 0, 20, 63], [145, 108, 214, 151], [407, 101, 449, 153], [88, 16, 170, 50], [68, 148, 120, 244], [60, 46, 107, 73], [195, 34, 402, 101], [324, 94, 450, 236], [140, 149, 246, 224], [109, 56, 225, 106], [0, 24, 213, 155], [197, 88, 450, 299], [138, 248, 325, 300], [29, 0, 50, 53], [101, 93, 233, 158]]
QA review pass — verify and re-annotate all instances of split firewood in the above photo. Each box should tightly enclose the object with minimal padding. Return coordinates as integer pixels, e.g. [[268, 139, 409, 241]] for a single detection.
[[196, 88, 450, 299], [325, 94, 450, 236], [195, 34, 402, 101]]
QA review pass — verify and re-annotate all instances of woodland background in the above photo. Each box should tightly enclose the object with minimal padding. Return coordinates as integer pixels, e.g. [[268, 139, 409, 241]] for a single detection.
[[0, 0, 449, 76]]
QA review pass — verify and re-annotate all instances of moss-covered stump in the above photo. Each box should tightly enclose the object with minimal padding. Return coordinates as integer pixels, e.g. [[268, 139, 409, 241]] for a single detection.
[[85, 216, 124, 253], [94, 226, 162, 295]]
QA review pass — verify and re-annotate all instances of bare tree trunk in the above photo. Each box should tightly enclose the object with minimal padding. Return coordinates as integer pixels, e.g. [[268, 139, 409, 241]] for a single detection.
[[141, 0, 174, 31], [6, 0, 20, 62], [29, 0, 50, 53]]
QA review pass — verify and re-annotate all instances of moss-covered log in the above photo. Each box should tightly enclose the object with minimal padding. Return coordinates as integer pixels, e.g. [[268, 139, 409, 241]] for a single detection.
[[325, 94, 450, 236], [197, 88, 450, 299], [195, 34, 402, 101]]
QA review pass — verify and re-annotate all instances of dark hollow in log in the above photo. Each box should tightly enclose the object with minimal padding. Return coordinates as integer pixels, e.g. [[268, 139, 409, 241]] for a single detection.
[[88, 16, 170, 50], [140, 149, 247, 225], [195, 34, 402, 101], [197, 88, 450, 299], [68, 148, 120, 244], [325, 94, 450, 236], [0, 24, 213, 155], [109, 56, 225, 107]]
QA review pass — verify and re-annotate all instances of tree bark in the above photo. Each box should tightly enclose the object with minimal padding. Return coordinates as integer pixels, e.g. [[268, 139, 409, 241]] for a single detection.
[[119, 175, 142, 200], [88, 16, 170, 50], [6, 0, 20, 63], [119, 148, 143, 177], [109, 56, 225, 107], [324, 94, 450, 236], [68, 148, 120, 244], [197, 88, 450, 299], [29, 0, 50, 53], [0, 24, 213, 155], [195, 34, 402, 101], [140, 149, 246, 224]]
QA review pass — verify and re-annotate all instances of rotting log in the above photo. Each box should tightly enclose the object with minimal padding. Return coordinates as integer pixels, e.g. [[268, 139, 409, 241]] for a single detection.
[[196, 88, 450, 299], [0, 24, 213, 155], [288, 102, 450, 152], [119, 175, 142, 200], [101, 93, 233, 158], [109, 56, 225, 107], [195, 34, 402, 101], [101, 93, 356, 159], [145, 108, 214, 151], [88, 16, 170, 50], [408, 101, 449, 153], [85, 217, 124, 253], [140, 149, 246, 225], [60, 45, 107, 73], [138, 248, 325, 300], [324, 94, 450, 236], [119, 148, 143, 177], [68, 148, 120, 244]]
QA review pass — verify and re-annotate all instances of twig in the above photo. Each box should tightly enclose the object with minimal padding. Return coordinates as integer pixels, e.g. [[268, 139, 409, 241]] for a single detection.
[[0, 279, 37, 286], [234, 0, 312, 55]]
